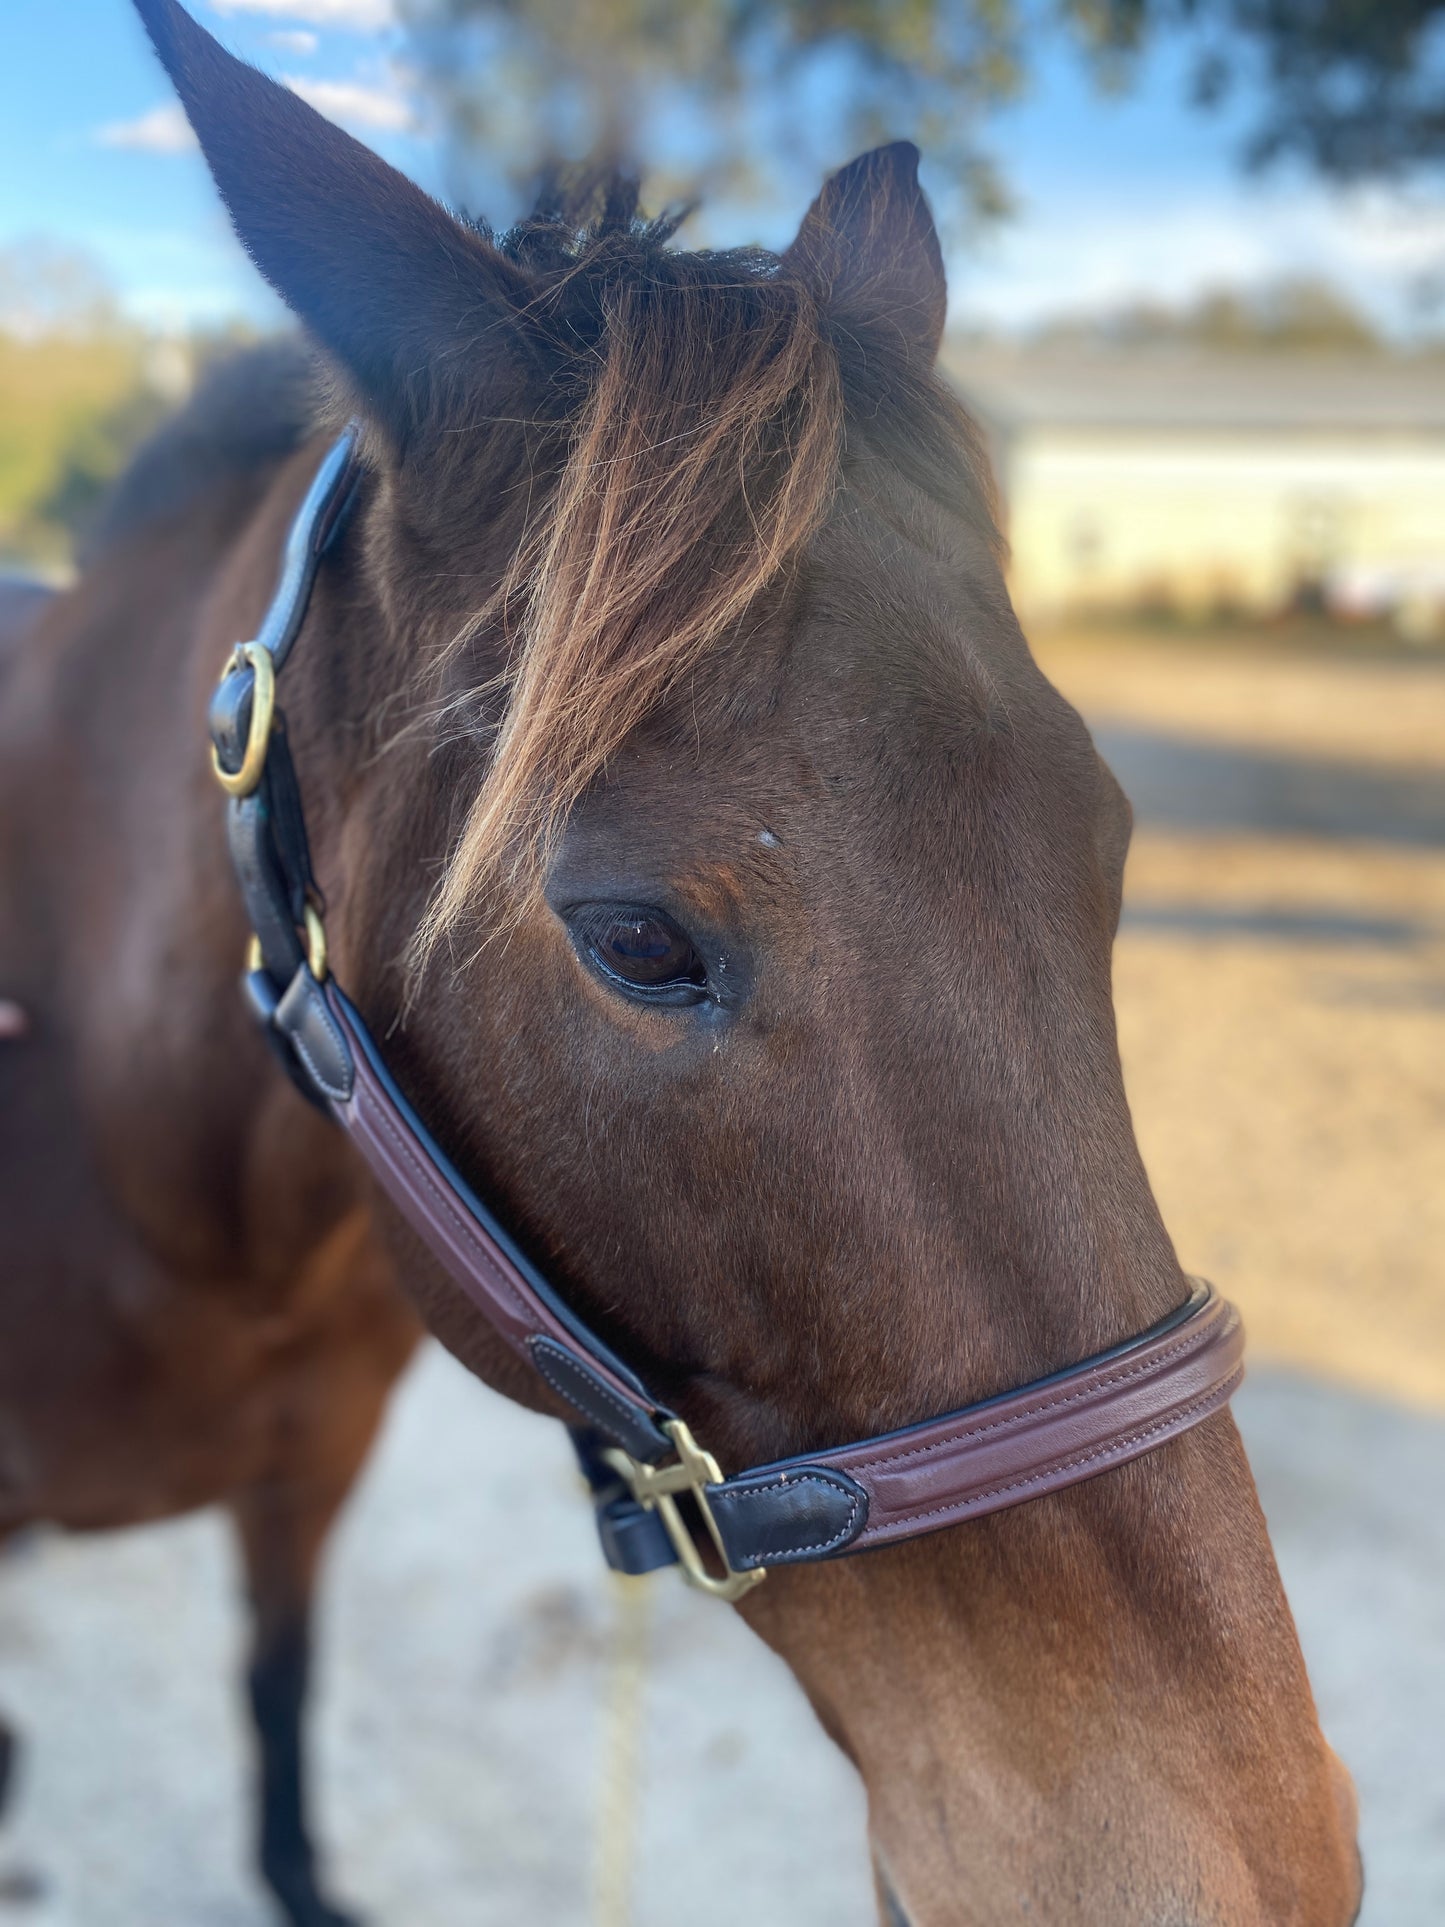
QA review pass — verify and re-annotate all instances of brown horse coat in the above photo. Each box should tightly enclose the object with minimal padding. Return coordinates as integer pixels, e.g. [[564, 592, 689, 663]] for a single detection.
[[0, 1, 1363, 1920]]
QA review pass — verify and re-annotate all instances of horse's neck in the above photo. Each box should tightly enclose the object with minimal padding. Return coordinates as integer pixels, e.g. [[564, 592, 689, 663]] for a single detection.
[[8, 447, 375, 1309]]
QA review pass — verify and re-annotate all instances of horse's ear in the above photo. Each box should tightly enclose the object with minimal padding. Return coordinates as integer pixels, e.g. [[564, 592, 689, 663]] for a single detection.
[[784, 141, 946, 366], [131, 0, 536, 447]]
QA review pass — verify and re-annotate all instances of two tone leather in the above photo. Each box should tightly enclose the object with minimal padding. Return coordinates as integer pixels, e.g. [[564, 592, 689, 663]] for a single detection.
[[325, 986, 675, 1466], [212, 430, 1249, 1590], [707, 1281, 1243, 1569]]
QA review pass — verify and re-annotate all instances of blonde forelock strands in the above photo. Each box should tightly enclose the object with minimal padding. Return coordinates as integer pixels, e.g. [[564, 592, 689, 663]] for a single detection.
[[415, 256, 844, 960]]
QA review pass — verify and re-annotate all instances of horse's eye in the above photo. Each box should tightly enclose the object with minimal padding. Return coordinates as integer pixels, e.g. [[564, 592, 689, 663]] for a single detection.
[[574, 905, 709, 1001]]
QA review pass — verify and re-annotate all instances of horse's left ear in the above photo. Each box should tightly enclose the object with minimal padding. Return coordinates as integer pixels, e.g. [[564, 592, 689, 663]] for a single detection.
[[130, 0, 538, 450], [784, 142, 946, 366]]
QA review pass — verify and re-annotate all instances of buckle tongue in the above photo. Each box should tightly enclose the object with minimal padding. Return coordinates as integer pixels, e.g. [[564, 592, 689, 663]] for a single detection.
[[602, 1418, 765, 1603]]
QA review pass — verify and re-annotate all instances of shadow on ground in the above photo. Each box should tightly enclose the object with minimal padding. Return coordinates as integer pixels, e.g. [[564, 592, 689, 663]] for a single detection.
[[0, 1346, 1439, 1925], [1097, 723, 1445, 848]]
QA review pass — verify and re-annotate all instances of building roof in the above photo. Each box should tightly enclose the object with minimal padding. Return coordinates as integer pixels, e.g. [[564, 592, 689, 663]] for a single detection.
[[942, 345, 1445, 435]]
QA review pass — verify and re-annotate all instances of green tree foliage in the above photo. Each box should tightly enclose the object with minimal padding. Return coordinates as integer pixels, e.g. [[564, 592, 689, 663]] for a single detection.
[[404, 0, 1444, 222], [1072, 0, 1445, 177], [1033, 275, 1389, 352], [403, 0, 1028, 227], [0, 243, 257, 568]]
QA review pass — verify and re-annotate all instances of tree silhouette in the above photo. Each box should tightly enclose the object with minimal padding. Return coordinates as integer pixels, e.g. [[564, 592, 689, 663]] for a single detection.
[[404, 0, 1444, 222]]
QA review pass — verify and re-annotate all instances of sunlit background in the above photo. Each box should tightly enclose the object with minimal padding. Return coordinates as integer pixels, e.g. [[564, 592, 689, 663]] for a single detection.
[[2, 1, 1442, 1922]]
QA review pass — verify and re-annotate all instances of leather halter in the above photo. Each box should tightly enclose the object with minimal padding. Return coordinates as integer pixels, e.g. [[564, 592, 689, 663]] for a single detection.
[[210, 429, 1246, 1603]]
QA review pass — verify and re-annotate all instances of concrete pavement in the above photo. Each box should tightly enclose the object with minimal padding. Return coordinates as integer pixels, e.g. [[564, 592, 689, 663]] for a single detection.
[[0, 1344, 1440, 1925]]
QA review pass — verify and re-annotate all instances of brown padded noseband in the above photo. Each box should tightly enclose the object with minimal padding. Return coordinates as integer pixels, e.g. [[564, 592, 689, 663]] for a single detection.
[[210, 430, 1246, 1597]]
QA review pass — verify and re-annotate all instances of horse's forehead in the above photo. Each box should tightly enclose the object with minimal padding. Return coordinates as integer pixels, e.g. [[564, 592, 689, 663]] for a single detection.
[[601, 485, 1079, 894], [791, 489, 1017, 721], [693, 485, 1032, 801]]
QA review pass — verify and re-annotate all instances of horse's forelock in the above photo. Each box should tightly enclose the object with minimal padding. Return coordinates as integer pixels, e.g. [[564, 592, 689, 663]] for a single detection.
[[409, 197, 996, 961]]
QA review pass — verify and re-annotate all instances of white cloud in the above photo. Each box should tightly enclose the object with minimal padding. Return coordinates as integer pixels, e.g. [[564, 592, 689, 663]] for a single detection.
[[956, 183, 1445, 338], [284, 73, 414, 131], [95, 103, 197, 153], [210, 0, 398, 28], [267, 28, 321, 53]]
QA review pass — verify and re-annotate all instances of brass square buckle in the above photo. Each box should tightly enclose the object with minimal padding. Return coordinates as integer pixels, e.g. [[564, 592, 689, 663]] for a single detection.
[[602, 1418, 765, 1604]]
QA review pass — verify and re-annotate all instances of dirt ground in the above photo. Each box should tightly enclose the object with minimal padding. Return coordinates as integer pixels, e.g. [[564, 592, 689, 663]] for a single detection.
[[2, 627, 1442, 1924], [1037, 626, 1445, 1413]]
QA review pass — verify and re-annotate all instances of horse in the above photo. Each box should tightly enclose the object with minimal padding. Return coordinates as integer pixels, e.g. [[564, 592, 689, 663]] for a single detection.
[[0, 0, 1362, 1918], [0, 375, 421, 1920]]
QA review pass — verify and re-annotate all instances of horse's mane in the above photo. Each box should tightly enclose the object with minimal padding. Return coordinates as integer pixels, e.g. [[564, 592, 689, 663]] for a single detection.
[[90, 172, 999, 946]]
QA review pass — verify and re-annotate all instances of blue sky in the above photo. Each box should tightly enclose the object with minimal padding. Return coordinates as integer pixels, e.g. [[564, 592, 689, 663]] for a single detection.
[[4, 0, 1443, 338]]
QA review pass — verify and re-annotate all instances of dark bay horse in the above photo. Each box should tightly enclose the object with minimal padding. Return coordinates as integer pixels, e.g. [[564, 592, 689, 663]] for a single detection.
[[0, 0, 1361, 1919]]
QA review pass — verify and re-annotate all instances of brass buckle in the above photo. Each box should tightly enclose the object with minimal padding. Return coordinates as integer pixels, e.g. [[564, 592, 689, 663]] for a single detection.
[[602, 1418, 765, 1604], [244, 902, 328, 982], [211, 641, 276, 799]]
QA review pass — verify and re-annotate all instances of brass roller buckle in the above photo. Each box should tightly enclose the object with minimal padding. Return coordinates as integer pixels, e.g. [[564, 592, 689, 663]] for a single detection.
[[245, 901, 328, 983], [602, 1418, 765, 1604], [211, 641, 276, 799]]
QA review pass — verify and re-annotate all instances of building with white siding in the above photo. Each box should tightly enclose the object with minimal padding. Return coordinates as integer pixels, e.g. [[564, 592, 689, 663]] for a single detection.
[[945, 348, 1445, 635]]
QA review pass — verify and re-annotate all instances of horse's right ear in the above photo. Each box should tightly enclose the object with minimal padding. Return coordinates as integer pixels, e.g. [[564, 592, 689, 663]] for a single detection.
[[784, 142, 947, 367], [131, 0, 537, 448]]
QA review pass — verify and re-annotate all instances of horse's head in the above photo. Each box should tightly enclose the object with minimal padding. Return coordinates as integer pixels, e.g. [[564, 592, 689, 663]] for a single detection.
[[139, 2, 1361, 1917]]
